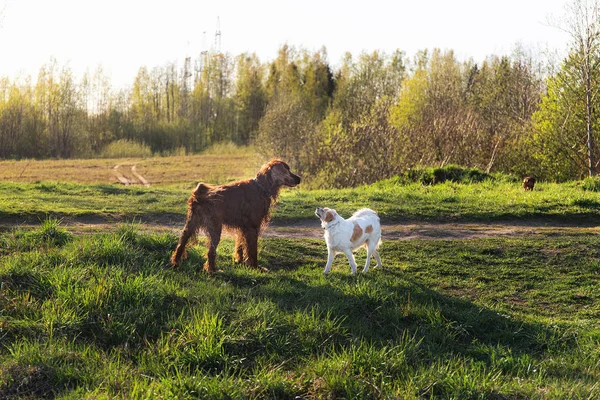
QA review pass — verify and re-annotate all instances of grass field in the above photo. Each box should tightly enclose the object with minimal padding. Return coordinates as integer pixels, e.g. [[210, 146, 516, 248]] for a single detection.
[[2, 177, 600, 226], [1, 153, 600, 398], [0, 220, 599, 398]]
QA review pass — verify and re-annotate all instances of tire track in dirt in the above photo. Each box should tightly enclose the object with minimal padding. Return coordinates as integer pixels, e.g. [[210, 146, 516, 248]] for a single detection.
[[112, 164, 132, 185], [131, 165, 150, 187], [112, 164, 150, 187]]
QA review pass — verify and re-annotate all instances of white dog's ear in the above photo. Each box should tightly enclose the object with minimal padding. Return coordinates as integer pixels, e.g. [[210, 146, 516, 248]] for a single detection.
[[324, 210, 336, 223]]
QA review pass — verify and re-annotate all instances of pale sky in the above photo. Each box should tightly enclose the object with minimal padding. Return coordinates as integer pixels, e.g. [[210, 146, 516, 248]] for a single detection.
[[0, 0, 571, 88]]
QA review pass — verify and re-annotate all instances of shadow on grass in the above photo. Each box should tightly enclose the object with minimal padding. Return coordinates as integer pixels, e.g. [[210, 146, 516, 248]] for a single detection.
[[1, 232, 596, 398], [217, 247, 593, 386]]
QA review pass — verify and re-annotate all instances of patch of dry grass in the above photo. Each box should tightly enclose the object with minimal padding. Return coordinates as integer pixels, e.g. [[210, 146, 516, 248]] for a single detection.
[[0, 146, 263, 187]]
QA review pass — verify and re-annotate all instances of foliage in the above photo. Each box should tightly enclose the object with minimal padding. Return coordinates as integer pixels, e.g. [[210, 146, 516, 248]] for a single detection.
[[0, 28, 599, 186], [99, 139, 153, 159], [531, 50, 600, 181], [582, 176, 600, 191], [387, 165, 494, 185]]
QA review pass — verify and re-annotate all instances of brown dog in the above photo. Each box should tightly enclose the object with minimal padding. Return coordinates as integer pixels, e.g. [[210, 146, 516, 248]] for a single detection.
[[170, 159, 301, 272], [522, 176, 536, 191]]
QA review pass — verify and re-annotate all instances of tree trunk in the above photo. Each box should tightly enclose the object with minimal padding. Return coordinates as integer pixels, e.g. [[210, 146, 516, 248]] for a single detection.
[[586, 62, 596, 176]]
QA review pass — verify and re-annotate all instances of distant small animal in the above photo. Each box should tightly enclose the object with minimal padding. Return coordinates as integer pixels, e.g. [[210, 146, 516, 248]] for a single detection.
[[523, 176, 536, 191], [171, 159, 301, 273], [315, 207, 382, 275]]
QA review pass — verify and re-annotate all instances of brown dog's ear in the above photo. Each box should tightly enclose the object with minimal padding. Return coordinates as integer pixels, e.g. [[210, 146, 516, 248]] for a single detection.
[[324, 211, 334, 223], [269, 162, 288, 184]]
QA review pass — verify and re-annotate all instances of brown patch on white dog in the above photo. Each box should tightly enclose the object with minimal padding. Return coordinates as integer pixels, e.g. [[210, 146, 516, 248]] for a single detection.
[[365, 225, 373, 234], [351, 223, 363, 242], [325, 211, 335, 223]]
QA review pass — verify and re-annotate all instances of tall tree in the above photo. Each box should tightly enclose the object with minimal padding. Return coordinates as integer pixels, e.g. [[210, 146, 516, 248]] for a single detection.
[[301, 48, 335, 121], [552, 0, 600, 176], [233, 53, 266, 144]]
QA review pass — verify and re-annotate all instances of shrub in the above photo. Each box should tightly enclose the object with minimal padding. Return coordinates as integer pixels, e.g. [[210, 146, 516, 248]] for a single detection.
[[582, 176, 600, 192], [394, 165, 494, 185]]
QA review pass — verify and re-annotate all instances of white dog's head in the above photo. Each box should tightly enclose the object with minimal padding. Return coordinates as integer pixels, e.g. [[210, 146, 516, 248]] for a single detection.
[[315, 207, 339, 228]]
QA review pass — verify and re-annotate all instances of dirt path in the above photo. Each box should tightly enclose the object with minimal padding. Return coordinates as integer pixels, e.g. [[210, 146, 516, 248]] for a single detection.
[[18, 217, 599, 240], [265, 220, 600, 240]]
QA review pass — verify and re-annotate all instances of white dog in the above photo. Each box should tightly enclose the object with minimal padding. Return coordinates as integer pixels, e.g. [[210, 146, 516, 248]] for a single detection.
[[315, 207, 382, 275]]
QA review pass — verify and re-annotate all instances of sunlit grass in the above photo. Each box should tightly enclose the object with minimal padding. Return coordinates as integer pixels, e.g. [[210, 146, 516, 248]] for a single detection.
[[1, 178, 600, 226], [0, 220, 599, 398]]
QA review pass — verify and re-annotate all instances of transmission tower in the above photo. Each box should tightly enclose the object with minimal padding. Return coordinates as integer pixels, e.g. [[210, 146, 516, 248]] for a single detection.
[[181, 40, 192, 118], [183, 42, 192, 91], [214, 16, 222, 53]]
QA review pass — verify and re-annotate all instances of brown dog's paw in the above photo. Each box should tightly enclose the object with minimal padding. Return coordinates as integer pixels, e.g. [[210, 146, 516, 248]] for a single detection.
[[203, 262, 221, 274], [169, 256, 181, 268]]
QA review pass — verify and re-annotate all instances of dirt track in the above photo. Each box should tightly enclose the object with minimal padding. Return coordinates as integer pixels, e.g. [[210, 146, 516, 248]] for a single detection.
[[112, 164, 150, 187], [266, 220, 600, 240], [15, 217, 598, 240]]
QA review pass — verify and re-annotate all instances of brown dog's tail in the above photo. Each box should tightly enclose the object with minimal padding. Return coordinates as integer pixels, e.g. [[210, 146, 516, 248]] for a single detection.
[[191, 183, 211, 201], [171, 183, 212, 267]]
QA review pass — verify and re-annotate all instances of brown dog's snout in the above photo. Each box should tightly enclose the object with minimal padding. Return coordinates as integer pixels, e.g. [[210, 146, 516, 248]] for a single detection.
[[288, 172, 301, 186]]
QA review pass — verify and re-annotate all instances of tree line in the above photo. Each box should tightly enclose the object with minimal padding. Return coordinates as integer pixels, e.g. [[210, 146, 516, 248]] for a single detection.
[[1, 1, 599, 187]]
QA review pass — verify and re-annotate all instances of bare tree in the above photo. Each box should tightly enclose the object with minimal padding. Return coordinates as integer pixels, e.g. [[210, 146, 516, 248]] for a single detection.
[[551, 0, 600, 176]]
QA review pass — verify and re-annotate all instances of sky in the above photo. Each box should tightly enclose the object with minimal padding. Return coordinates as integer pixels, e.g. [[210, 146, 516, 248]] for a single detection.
[[0, 0, 572, 88]]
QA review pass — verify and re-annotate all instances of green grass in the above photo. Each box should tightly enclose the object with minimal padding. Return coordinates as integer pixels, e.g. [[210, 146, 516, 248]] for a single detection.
[[1, 220, 599, 398], [2, 178, 599, 225]]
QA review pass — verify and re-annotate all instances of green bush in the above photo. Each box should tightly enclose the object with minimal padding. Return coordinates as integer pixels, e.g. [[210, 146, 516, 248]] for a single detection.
[[384, 165, 494, 186], [582, 176, 600, 192]]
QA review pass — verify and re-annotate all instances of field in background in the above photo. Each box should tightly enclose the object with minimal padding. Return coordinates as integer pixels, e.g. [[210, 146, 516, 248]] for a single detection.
[[2, 178, 600, 226], [0, 144, 262, 187]]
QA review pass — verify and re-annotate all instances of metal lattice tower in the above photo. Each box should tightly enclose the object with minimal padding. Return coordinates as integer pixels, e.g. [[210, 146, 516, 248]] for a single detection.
[[214, 16, 221, 53]]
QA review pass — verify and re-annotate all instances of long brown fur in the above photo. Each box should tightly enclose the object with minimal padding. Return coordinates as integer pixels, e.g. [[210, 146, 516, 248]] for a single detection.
[[170, 159, 301, 272]]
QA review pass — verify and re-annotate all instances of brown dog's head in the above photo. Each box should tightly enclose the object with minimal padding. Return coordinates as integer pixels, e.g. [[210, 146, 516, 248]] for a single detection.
[[258, 159, 301, 188]]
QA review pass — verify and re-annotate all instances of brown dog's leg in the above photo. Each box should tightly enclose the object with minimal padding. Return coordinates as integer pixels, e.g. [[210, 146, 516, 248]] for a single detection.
[[171, 213, 202, 267], [243, 228, 262, 269], [234, 233, 246, 264], [204, 223, 222, 273]]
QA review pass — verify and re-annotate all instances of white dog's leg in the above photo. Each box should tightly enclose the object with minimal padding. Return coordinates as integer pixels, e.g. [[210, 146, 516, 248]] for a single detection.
[[343, 249, 358, 275], [363, 241, 377, 273], [373, 249, 382, 268], [324, 249, 335, 275]]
